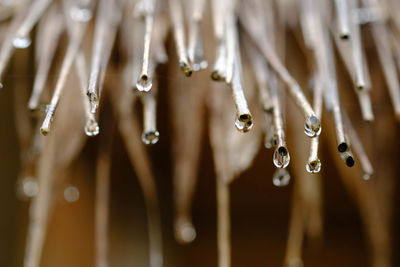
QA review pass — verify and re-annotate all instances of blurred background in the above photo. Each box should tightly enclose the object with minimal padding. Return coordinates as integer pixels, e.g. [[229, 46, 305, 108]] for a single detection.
[[0, 2, 400, 267]]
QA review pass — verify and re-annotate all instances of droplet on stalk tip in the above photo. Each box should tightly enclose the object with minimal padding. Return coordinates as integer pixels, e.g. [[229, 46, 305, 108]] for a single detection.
[[141, 130, 160, 145], [304, 115, 321, 137], [179, 61, 193, 77], [12, 36, 32, 49], [70, 6, 93, 22], [234, 114, 253, 133], [273, 146, 290, 168], [85, 119, 100, 137], [175, 220, 196, 244], [64, 185, 80, 203], [272, 168, 291, 187], [136, 74, 152, 92], [20, 176, 39, 198], [306, 159, 322, 173]]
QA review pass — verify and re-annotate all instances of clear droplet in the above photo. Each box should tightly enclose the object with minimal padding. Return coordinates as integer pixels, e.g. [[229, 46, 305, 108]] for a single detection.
[[21, 177, 39, 198], [272, 168, 291, 187], [175, 221, 196, 244], [211, 70, 225, 81], [136, 75, 152, 92], [306, 159, 321, 173], [141, 130, 159, 145], [70, 6, 93, 22], [363, 173, 371, 180], [85, 120, 99, 136], [12, 36, 32, 49], [192, 60, 208, 72], [179, 61, 193, 77], [304, 115, 321, 137], [234, 116, 253, 133], [273, 146, 290, 168], [64, 186, 80, 202]]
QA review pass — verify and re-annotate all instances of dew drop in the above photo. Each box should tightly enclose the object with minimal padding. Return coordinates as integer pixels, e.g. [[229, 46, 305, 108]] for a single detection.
[[136, 75, 152, 92], [64, 186, 80, 203], [234, 116, 253, 133], [306, 159, 321, 173], [13, 36, 32, 49], [304, 115, 321, 137], [273, 146, 290, 168], [176, 222, 196, 244], [272, 168, 291, 187], [21, 177, 39, 198], [70, 6, 93, 22], [84, 120, 99, 137], [141, 130, 160, 145], [363, 173, 371, 180]]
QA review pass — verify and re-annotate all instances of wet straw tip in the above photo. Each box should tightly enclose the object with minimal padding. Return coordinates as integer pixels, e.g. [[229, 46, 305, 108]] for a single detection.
[[340, 33, 350, 40], [306, 159, 322, 173], [141, 130, 160, 145], [40, 126, 50, 136], [179, 61, 193, 77], [175, 221, 197, 244]]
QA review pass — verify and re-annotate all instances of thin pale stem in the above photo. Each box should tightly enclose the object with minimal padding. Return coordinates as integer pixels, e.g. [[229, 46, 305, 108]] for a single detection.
[[217, 179, 230, 267], [334, 0, 350, 39], [168, 0, 191, 76], [28, 7, 64, 111], [87, 0, 123, 114], [15, 0, 53, 41]]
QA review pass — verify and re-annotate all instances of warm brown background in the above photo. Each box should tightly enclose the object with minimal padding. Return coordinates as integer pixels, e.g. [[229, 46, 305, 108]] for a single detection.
[[0, 18, 399, 267]]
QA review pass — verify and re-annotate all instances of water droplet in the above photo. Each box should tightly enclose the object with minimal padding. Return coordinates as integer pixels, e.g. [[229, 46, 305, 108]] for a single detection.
[[175, 219, 196, 244], [40, 126, 50, 136], [64, 186, 80, 202], [177, 222, 196, 243], [272, 168, 290, 187], [234, 116, 253, 133], [85, 120, 99, 136], [211, 70, 225, 81], [141, 130, 159, 145], [136, 75, 152, 92], [192, 60, 208, 71], [304, 115, 321, 137], [21, 177, 39, 198], [12, 36, 32, 49], [363, 173, 371, 180], [306, 159, 321, 173], [88, 92, 99, 114], [70, 6, 93, 22], [273, 146, 290, 168], [180, 61, 193, 77]]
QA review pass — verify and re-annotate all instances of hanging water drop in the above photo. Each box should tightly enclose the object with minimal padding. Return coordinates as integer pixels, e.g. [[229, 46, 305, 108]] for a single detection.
[[70, 6, 93, 22], [85, 119, 100, 137], [13, 36, 32, 49], [273, 146, 290, 168], [64, 185, 80, 203], [304, 115, 321, 137], [141, 130, 160, 145], [136, 75, 152, 92], [306, 159, 321, 173], [272, 168, 291, 187], [234, 115, 253, 133]]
